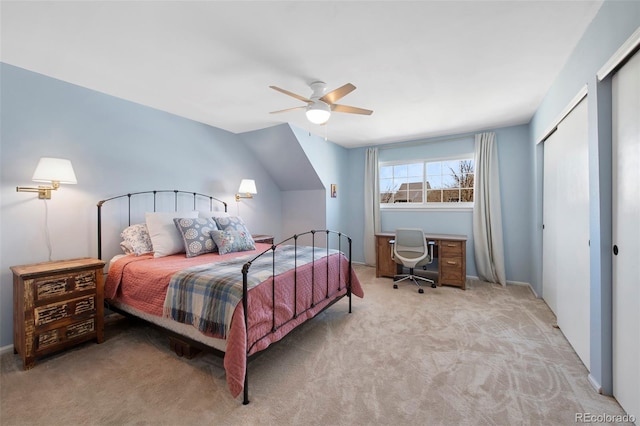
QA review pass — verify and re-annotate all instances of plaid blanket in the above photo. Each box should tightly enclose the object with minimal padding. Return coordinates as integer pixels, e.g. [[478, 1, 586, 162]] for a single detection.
[[163, 245, 339, 338]]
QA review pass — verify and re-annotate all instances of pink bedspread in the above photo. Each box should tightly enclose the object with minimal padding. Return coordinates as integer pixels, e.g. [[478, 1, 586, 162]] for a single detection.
[[105, 244, 364, 398]]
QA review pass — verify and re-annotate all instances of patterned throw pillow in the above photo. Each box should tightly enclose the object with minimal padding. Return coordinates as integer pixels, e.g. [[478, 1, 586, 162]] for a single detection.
[[173, 217, 219, 258], [120, 224, 153, 256], [209, 229, 256, 255], [120, 241, 134, 255], [213, 216, 251, 233]]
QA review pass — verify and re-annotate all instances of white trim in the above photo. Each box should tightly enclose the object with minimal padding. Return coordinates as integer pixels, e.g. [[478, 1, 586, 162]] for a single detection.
[[379, 156, 475, 209], [597, 26, 640, 81], [588, 373, 604, 394], [506, 279, 532, 287], [537, 85, 588, 144], [508, 280, 539, 298], [0, 344, 14, 355], [381, 204, 473, 212], [467, 275, 534, 288]]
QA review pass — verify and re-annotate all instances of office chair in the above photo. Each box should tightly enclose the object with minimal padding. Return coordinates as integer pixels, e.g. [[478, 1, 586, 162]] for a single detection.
[[391, 228, 436, 294]]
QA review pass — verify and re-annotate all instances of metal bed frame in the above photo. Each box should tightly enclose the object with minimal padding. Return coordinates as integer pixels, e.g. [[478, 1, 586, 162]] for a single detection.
[[97, 190, 353, 404]]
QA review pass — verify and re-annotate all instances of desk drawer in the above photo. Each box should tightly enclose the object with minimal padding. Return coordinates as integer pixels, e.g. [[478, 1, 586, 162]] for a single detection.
[[440, 241, 463, 257], [441, 258, 464, 282], [438, 239, 466, 289]]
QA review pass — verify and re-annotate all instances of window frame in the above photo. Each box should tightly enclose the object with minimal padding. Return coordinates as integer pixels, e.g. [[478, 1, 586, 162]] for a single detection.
[[379, 155, 475, 211]]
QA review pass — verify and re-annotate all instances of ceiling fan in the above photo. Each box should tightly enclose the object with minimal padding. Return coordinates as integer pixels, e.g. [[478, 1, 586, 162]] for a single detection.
[[269, 81, 373, 125]]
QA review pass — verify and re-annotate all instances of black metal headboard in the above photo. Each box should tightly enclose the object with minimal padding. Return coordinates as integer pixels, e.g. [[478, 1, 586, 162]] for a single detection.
[[97, 190, 227, 260]]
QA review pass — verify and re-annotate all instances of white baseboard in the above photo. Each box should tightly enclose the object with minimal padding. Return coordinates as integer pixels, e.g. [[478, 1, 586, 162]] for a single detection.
[[506, 279, 530, 287], [588, 373, 604, 394], [467, 275, 537, 297], [0, 344, 14, 355], [508, 280, 538, 298]]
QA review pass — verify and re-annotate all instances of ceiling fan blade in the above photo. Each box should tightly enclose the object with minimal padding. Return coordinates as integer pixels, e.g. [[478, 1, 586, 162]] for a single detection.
[[320, 83, 356, 104], [269, 106, 307, 114], [269, 86, 313, 103], [332, 103, 373, 115]]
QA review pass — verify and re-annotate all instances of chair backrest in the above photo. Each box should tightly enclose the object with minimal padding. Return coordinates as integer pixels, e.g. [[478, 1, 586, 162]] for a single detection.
[[393, 228, 431, 270], [394, 228, 427, 254]]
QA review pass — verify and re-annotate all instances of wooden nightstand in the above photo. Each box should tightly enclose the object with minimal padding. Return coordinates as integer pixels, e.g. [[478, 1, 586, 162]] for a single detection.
[[11, 257, 106, 369], [252, 234, 274, 245]]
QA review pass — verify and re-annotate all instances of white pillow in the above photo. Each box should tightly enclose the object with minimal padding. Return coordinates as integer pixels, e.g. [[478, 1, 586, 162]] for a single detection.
[[198, 210, 230, 219], [145, 211, 199, 258]]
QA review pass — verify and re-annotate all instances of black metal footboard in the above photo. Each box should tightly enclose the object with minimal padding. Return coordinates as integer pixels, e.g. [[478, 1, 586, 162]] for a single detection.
[[241, 230, 353, 405]]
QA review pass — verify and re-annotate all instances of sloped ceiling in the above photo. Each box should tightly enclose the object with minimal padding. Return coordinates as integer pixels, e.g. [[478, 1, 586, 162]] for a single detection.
[[240, 124, 324, 191], [0, 1, 603, 148]]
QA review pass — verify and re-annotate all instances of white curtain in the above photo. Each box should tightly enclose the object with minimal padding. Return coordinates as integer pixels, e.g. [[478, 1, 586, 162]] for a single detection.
[[473, 132, 506, 285], [363, 147, 380, 265]]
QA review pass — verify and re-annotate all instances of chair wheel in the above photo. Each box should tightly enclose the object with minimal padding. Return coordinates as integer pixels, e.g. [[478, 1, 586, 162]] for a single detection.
[[418, 288, 424, 294], [393, 284, 398, 289], [431, 284, 437, 288]]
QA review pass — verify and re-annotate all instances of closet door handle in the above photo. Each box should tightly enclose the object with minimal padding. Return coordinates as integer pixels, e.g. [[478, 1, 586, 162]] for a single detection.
[[613, 245, 619, 255]]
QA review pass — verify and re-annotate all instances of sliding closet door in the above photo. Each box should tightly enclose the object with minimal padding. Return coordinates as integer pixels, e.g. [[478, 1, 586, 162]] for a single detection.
[[542, 97, 590, 368], [612, 49, 640, 421], [542, 131, 560, 315]]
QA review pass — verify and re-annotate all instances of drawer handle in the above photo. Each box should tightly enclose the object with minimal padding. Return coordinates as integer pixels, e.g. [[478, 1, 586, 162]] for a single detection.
[[446, 244, 457, 247], [446, 261, 457, 265]]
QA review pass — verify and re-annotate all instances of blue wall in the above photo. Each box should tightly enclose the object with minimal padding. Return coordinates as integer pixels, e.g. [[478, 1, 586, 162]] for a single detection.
[[292, 126, 351, 239], [346, 125, 532, 284], [0, 63, 284, 348], [0, 63, 357, 348]]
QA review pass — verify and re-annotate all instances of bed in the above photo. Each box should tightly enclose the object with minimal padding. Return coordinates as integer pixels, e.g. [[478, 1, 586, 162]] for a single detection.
[[97, 190, 364, 404]]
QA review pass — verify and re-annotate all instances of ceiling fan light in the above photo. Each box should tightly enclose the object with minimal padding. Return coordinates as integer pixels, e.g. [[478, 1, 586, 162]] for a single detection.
[[306, 102, 331, 124]]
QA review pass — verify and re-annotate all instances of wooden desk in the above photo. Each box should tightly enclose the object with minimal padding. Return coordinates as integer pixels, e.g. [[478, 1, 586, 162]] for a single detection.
[[375, 232, 467, 290]]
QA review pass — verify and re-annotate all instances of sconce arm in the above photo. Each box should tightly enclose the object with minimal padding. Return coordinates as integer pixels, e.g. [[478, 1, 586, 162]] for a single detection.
[[16, 181, 60, 200]]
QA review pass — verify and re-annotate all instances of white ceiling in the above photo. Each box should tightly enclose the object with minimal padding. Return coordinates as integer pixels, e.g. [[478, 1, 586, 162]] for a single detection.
[[1, 1, 603, 148]]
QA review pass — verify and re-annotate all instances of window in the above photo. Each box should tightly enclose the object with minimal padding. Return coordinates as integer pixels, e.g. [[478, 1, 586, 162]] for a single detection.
[[380, 158, 474, 207]]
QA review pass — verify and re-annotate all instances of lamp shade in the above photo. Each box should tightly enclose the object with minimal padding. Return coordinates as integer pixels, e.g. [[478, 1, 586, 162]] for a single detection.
[[306, 101, 331, 124], [238, 179, 257, 194], [32, 157, 77, 184]]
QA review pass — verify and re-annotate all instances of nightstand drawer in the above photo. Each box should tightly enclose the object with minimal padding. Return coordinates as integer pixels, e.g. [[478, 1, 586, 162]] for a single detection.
[[35, 271, 97, 301], [35, 295, 96, 327], [36, 318, 96, 350]]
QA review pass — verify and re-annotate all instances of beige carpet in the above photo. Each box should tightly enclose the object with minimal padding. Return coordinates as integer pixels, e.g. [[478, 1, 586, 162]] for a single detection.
[[0, 265, 629, 425]]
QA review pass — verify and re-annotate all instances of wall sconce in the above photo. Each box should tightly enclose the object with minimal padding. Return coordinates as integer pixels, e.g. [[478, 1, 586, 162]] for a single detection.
[[16, 157, 77, 199], [235, 179, 257, 202]]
